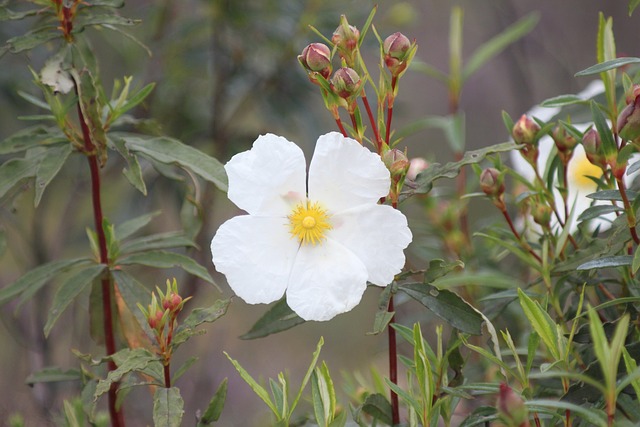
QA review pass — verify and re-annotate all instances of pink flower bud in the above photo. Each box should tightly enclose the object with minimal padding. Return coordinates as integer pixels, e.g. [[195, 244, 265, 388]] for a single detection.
[[552, 124, 577, 153], [298, 43, 332, 80], [617, 86, 640, 142], [480, 168, 505, 198], [332, 16, 360, 54], [497, 383, 530, 427], [330, 67, 361, 99], [382, 149, 410, 180], [384, 32, 411, 60], [512, 115, 540, 146], [582, 128, 605, 168]]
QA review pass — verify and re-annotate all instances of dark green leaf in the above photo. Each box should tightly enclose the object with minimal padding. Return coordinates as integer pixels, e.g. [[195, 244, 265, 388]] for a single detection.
[[109, 136, 147, 195], [408, 142, 519, 196], [400, 283, 483, 335], [240, 298, 305, 340], [95, 348, 159, 399], [517, 289, 560, 360], [502, 110, 514, 135], [631, 0, 640, 16], [86, 0, 125, 6], [0, 258, 89, 305], [123, 134, 228, 191], [590, 101, 616, 158], [459, 406, 497, 427], [577, 205, 623, 222], [118, 250, 214, 284], [76, 15, 140, 28], [44, 264, 106, 337], [587, 189, 636, 201], [424, 259, 464, 284], [0, 6, 41, 21], [173, 299, 231, 347], [115, 211, 161, 240], [34, 144, 73, 206], [120, 231, 195, 254], [361, 393, 393, 425], [463, 13, 539, 81], [368, 310, 394, 336], [577, 255, 633, 270], [153, 387, 184, 427], [25, 367, 82, 385], [6, 28, 60, 53], [539, 94, 584, 108], [0, 155, 41, 200], [575, 57, 640, 76], [197, 378, 228, 425]]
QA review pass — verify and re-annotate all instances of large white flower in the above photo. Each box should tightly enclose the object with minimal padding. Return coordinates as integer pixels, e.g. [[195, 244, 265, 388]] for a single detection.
[[210, 132, 412, 321]]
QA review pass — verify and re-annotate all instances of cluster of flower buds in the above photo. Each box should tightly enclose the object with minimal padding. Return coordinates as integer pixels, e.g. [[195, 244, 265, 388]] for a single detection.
[[512, 115, 541, 167], [618, 84, 640, 143], [496, 383, 530, 427], [382, 148, 410, 204], [383, 32, 417, 79], [480, 167, 506, 210], [138, 278, 191, 345]]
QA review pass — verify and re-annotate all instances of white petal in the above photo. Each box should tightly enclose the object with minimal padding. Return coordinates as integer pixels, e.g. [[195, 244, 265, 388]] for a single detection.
[[329, 205, 411, 286], [308, 132, 390, 213], [286, 239, 368, 321], [225, 134, 306, 216], [211, 215, 298, 304]]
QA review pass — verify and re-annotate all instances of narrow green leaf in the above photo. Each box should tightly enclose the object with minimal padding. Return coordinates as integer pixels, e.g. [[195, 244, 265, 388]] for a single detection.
[[172, 299, 230, 347], [632, 246, 640, 274], [153, 387, 184, 427], [197, 378, 228, 425], [590, 101, 616, 158], [120, 231, 195, 254], [577, 255, 632, 270], [77, 14, 140, 28], [0, 6, 41, 21], [34, 144, 73, 207], [577, 204, 622, 222], [502, 110, 515, 135], [44, 264, 106, 337], [118, 250, 215, 285], [630, 0, 640, 16], [539, 94, 583, 107], [517, 289, 560, 360], [6, 28, 60, 53], [587, 189, 636, 201], [526, 399, 607, 427], [95, 348, 159, 399], [109, 136, 146, 195], [0, 258, 89, 305], [123, 134, 227, 191], [115, 211, 161, 240], [360, 393, 393, 425], [400, 283, 483, 335], [449, 7, 463, 97], [0, 126, 66, 154], [291, 337, 324, 417], [0, 156, 39, 200], [463, 13, 539, 81], [575, 59, 640, 77], [224, 352, 278, 414], [115, 83, 155, 118], [241, 298, 305, 340], [25, 367, 82, 385]]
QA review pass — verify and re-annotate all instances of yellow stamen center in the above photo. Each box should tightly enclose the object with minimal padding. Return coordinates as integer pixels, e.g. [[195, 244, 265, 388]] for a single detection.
[[570, 152, 602, 190], [288, 200, 332, 245]]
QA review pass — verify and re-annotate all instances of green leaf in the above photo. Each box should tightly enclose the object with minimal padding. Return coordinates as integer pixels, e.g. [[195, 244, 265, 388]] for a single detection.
[[587, 189, 636, 201], [122, 134, 228, 191], [590, 101, 616, 158], [517, 289, 560, 360], [0, 155, 41, 200], [25, 367, 82, 385], [5, 28, 60, 53], [118, 250, 215, 285], [34, 144, 73, 207], [577, 204, 622, 222], [111, 269, 152, 335], [633, 246, 640, 274], [197, 378, 228, 425], [153, 387, 184, 427], [109, 136, 147, 195], [240, 298, 305, 340], [76, 14, 140, 29], [95, 348, 160, 399], [290, 337, 324, 417], [360, 393, 393, 425], [224, 352, 279, 415], [575, 57, 640, 76], [311, 363, 336, 427], [399, 283, 483, 335], [119, 231, 195, 254], [0, 126, 66, 154], [115, 211, 161, 240], [44, 264, 106, 337], [408, 142, 519, 196], [463, 12, 539, 81], [539, 94, 584, 108], [0, 6, 41, 21], [0, 258, 89, 305], [424, 259, 464, 284], [577, 255, 632, 270], [526, 399, 607, 427], [173, 299, 230, 346], [630, 0, 640, 16]]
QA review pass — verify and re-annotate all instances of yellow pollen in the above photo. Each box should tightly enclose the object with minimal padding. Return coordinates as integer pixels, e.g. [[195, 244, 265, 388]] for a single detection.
[[570, 153, 602, 190], [288, 200, 332, 245]]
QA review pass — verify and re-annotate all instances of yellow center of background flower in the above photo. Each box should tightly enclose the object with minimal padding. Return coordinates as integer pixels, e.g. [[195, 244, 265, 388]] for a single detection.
[[289, 201, 332, 245], [570, 153, 602, 190]]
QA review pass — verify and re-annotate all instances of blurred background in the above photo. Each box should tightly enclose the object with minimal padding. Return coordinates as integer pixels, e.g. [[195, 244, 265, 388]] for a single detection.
[[0, 0, 638, 425]]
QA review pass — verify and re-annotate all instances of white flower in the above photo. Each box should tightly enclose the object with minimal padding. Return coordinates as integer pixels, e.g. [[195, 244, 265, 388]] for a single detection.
[[210, 132, 412, 321]]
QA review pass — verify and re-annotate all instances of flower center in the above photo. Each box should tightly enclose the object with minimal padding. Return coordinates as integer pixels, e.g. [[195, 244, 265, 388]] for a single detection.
[[288, 200, 332, 245], [570, 153, 602, 190]]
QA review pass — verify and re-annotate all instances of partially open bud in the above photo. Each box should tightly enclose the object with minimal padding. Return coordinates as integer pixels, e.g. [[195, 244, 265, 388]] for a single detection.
[[617, 85, 640, 142], [298, 43, 332, 80], [512, 115, 540, 146], [330, 67, 361, 99], [497, 383, 530, 427], [480, 168, 505, 198], [383, 32, 411, 75], [582, 128, 606, 168], [383, 148, 410, 179], [332, 15, 360, 65]]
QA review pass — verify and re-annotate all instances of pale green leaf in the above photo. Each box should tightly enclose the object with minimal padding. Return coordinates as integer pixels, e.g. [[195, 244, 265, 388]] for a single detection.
[[153, 387, 184, 427], [225, 352, 279, 415], [517, 289, 560, 360], [577, 255, 632, 270], [118, 250, 214, 284], [34, 144, 73, 206]]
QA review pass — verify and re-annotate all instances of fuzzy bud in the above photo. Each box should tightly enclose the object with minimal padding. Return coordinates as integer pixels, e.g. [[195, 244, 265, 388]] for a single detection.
[[383, 149, 410, 179], [332, 15, 360, 63], [480, 168, 505, 198], [298, 43, 332, 80], [582, 128, 606, 168], [330, 67, 361, 99], [617, 85, 640, 142], [497, 383, 530, 427], [512, 115, 540, 146], [552, 124, 577, 153]]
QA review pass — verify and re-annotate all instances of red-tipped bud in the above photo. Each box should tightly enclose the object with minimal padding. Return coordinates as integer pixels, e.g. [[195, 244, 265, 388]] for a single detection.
[[512, 115, 540, 146], [332, 15, 360, 55], [582, 128, 606, 168], [497, 383, 530, 427], [552, 124, 577, 153], [617, 85, 640, 142], [298, 43, 332, 80], [148, 308, 165, 331], [383, 32, 414, 77], [480, 168, 505, 198], [330, 67, 361, 99]]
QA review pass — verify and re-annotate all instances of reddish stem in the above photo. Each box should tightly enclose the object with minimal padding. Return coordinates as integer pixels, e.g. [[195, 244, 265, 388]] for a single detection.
[[388, 295, 399, 426], [76, 98, 124, 427], [499, 206, 543, 264], [616, 177, 640, 245], [361, 93, 383, 153], [334, 117, 348, 138], [385, 77, 398, 144]]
